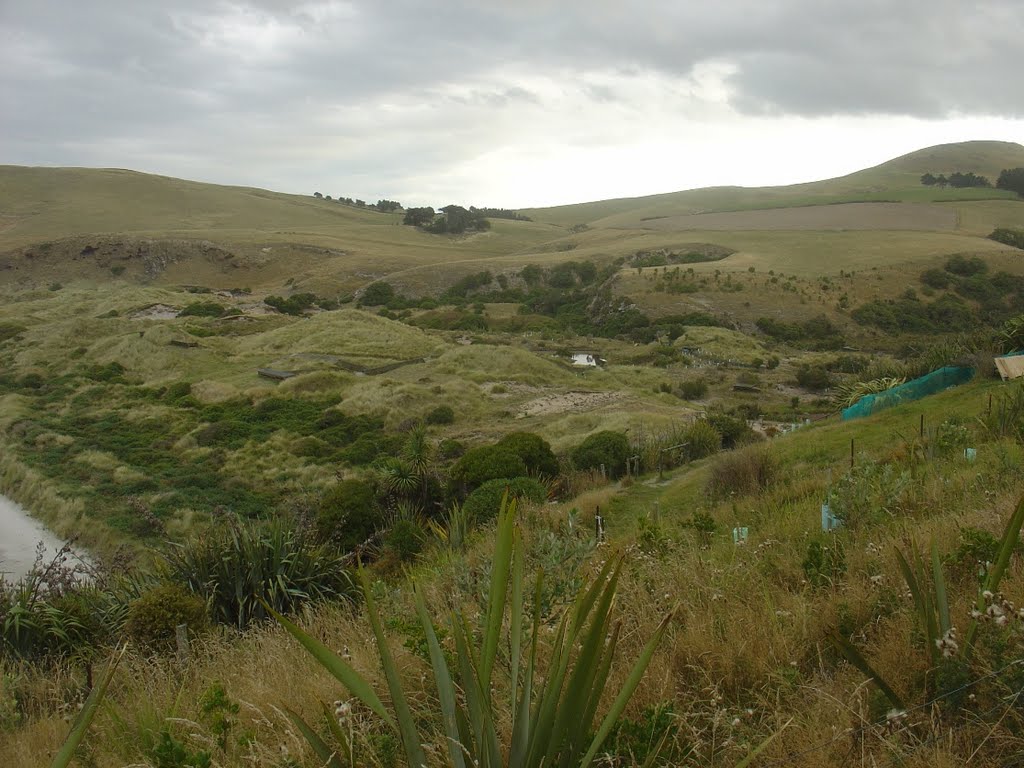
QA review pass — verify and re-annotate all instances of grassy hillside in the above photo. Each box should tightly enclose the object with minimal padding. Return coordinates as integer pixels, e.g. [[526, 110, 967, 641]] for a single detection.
[[521, 140, 1024, 227], [3, 141, 1023, 300]]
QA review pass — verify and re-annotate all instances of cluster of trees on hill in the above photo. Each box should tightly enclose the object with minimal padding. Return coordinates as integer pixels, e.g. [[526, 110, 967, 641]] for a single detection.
[[402, 205, 531, 234], [996, 168, 1024, 196], [403, 204, 492, 234], [920, 171, 991, 188], [312, 193, 403, 212], [919, 167, 1024, 194]]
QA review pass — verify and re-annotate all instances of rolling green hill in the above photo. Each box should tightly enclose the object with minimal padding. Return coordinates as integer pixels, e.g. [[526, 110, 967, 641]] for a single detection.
[[521, 140, 1024, 227], [1, 140, 1023, 298]]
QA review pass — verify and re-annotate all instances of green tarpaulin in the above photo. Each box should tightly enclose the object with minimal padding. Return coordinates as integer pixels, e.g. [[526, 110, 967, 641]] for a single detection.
[[841, 366, 975, 420]]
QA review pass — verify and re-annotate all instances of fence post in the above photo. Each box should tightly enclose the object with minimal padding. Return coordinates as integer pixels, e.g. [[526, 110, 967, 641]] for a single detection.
[[850, 438, 855, 469], [176, 624, 190, 666]]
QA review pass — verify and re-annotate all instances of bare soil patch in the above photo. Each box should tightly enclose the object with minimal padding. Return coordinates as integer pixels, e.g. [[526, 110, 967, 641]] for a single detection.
[[516, 390, 623, 418], [129, 303, 179, 320]]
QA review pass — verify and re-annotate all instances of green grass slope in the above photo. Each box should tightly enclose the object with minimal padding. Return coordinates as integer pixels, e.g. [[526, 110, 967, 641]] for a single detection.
[[522, 140, 1024, 227]]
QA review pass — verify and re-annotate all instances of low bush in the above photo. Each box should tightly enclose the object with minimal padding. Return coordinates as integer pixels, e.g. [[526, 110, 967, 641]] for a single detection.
[[989, 228, 1024, 250], [705, 444, 777, 499], [496, 432, 559, 477], [571, 430, 630, 478], [705, 411, 754, 449], [425, 404, 455, 425], [678, 378, 708, 400], [124, 583, 209, 651], [920, 268, 951, 289], [451, 445, 529, 492], [316, 478, 380, 551], [462, 477, 548, 523], [944, 254, 988, 276], [796, 364, 833, 391]]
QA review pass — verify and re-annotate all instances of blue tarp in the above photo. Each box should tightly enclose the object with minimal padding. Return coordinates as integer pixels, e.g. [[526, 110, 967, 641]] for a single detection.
[[841, 366, 975, 420]]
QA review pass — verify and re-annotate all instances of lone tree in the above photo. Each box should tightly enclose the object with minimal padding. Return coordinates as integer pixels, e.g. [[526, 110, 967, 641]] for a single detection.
[[997, 167, 1024, 197]]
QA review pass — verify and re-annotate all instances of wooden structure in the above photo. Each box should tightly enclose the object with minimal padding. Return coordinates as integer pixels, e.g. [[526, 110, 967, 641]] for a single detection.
[[995, 354, 1024, 381]]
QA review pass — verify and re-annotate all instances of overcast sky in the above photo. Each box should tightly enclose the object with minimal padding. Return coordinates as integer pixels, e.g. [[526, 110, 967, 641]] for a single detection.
[[2, 1, 1023, 208]]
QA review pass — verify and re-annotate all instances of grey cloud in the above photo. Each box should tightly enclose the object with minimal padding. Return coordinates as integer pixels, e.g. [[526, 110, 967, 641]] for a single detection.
[[1, 0, 1021, 199]]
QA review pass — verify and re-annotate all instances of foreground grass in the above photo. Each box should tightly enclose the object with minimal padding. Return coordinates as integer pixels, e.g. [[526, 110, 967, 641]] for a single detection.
[[4, 378, 1023, 766]]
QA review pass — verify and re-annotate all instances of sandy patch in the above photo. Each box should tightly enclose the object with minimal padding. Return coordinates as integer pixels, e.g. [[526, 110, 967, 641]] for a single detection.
[[517, 390, 623, 418], [130, 303, 179, 320]]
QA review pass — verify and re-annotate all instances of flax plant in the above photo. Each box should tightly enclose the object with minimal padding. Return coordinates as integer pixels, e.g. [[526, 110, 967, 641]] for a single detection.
[[271, 495, 673, 768]]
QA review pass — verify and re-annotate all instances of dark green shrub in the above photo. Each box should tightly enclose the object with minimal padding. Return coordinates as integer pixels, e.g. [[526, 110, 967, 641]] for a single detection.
[[796, 365, 833, 391], [425, 404, 455, 425], [571, 431, 630, 478], [944, 254, 987, 277], [360, 282, 396, 306], [438, 438, 466, 460], [462, 477, 548, 523], [317, 478, 380, 550], [705, 412, 753, 449], [496, 432, 559, 477], [124, 583, 209, 650], [385, 518, 426, 562], [705, 445, 777, 499], [920, 268, 951, 289], [452, 446, 529, 491], [989, 228, 1024, 250], [678, 378, 708, 399], [264, 293, 319, 315]]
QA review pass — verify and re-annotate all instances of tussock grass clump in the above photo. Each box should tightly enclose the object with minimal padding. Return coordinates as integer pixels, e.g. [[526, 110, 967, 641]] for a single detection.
[[705, 444, 778, 499]]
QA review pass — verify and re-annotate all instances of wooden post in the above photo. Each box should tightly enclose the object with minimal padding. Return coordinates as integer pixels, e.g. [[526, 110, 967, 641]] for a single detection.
[[595, 509, 605, 544], [176, 624, 190, 666], [600, 463, 606, 479], [850, 438, 855, 469], [919, 413, 924, 439]]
